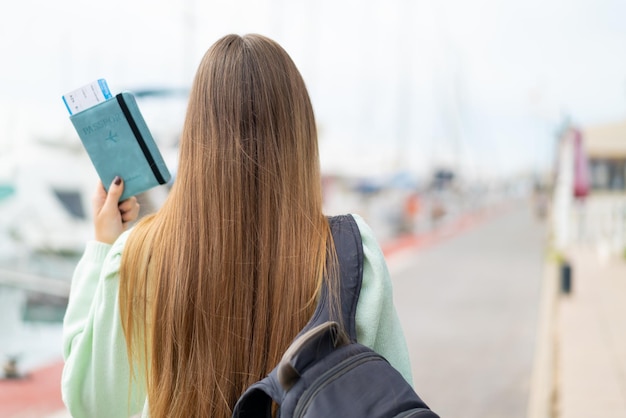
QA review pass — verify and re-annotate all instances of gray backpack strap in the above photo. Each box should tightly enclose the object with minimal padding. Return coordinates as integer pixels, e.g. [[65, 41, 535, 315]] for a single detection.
[[299, 214, 364, 341], [232, 214, 363, 417]]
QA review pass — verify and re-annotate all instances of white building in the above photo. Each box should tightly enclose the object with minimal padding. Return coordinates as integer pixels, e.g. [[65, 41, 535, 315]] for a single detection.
[[553, 120, 626, 259]]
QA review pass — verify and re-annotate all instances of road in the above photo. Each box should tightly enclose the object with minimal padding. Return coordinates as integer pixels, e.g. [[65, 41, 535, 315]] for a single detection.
[[387, 199, 547, 418]]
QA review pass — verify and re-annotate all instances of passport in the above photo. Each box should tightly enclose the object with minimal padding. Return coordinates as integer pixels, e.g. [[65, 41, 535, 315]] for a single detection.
[[68, 91, 172, 201]]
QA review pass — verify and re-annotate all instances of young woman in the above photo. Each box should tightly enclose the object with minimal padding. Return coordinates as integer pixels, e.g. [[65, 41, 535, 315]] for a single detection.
[[62, 33, 412, 418]]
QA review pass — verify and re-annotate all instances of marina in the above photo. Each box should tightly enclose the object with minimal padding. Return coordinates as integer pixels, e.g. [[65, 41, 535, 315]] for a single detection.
[[0, 252, 76, 377]]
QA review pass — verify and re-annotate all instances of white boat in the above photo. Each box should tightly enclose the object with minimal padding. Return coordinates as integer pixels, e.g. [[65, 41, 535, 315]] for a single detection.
[[0, 89, 185, 258]]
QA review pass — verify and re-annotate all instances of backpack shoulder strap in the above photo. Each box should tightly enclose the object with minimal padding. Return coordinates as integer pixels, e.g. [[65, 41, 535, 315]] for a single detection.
[[231, 214, 364, 417], [300, 214, 364, 341]]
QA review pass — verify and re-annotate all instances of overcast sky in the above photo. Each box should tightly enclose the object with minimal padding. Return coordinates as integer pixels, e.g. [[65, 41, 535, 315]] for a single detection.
[[1, 0, 625, 180]]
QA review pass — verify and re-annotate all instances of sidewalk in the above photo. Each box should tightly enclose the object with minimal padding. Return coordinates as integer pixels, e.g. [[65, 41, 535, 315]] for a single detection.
[[8, 203, 620, 418], [555, 247, 626, 418], [528, 246, 626, 418], [0, 360, 67, 418]]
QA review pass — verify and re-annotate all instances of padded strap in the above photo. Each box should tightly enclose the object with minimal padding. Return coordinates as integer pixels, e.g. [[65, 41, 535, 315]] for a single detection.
[[300, 214, 364, 341], [231, 215, 364, 416]]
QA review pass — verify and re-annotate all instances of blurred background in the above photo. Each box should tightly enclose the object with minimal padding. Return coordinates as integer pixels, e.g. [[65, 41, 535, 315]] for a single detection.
[[1, 0, 625, 417]]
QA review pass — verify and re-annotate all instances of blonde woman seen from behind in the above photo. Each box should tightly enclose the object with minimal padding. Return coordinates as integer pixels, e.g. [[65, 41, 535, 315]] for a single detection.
[[62, 34, 413, 418]]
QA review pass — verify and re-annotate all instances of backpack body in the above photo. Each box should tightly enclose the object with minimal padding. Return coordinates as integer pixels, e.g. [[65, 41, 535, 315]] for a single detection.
[[232, 215, 439, 418]]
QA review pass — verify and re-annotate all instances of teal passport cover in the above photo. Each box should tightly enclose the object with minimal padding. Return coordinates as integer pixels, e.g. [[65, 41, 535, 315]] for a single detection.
[[69, 92, 172, 201]]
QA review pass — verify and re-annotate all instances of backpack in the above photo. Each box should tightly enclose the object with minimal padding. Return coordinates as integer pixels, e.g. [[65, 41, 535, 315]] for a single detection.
[[232, 215, 440, 418]]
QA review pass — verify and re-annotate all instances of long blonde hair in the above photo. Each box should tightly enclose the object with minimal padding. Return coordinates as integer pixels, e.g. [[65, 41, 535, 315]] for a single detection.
[[119, 34, 334, 417]]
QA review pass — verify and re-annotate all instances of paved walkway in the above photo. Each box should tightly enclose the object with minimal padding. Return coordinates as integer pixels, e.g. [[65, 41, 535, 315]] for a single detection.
[[2, 203, 508, 418], [555, 247, 626, 418], [390, 201, 542, 418], [0, 361, 66, 418], [7, 204, 624, 418], [530, 245, 626, 418]]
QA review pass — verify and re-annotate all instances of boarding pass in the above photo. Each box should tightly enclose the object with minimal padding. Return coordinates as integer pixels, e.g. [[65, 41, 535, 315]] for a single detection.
[[62, 79, 112, 115]]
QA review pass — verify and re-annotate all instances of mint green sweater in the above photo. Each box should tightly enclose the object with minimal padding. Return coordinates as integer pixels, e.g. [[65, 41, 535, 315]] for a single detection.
[[62, 214, 413, 417]]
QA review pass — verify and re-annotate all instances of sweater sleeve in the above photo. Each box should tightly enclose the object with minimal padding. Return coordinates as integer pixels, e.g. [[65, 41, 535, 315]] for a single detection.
[[351, 214, 414, 386], [62, 231, 145, 418]]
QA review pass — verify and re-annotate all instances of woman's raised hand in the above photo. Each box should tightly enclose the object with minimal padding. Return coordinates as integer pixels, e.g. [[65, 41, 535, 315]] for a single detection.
[[92, 176, 140, 244]]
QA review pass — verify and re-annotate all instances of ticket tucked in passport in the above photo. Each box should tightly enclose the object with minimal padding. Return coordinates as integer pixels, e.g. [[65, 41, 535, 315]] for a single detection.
[[62, 79, 112, 115]]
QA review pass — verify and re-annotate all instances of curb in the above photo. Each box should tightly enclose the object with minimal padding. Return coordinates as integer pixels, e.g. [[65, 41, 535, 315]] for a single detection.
[[526, 260, 559, 418]]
